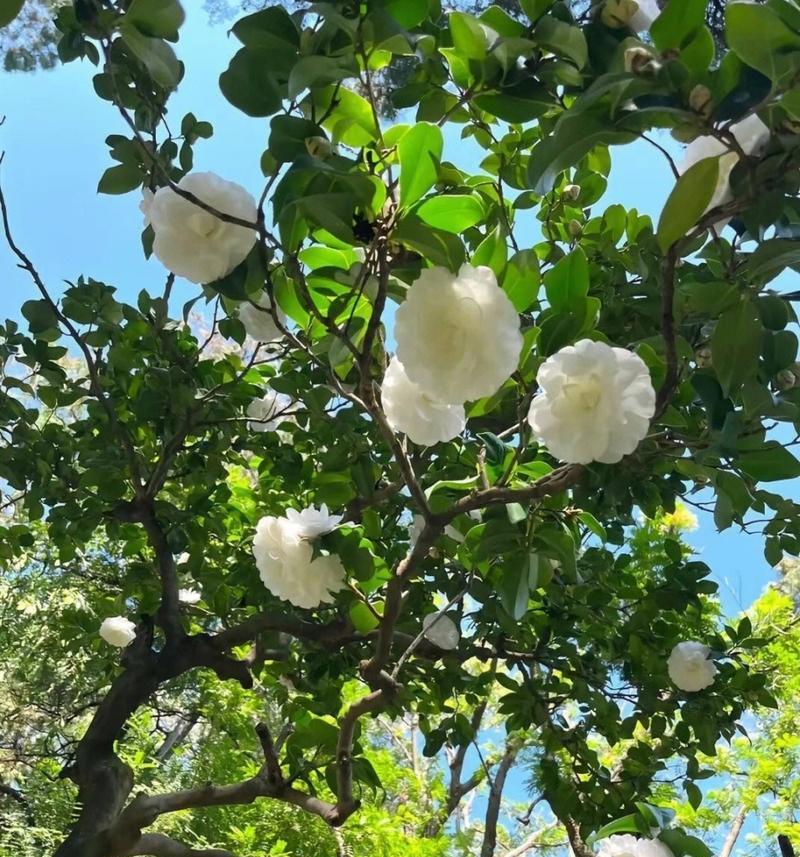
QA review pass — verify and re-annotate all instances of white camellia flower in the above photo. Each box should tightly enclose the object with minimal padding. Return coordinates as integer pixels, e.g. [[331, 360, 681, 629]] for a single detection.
[[601, 0, 660, 31], [253, 512, 345, 608], [285, 503, 343, 539], [247, 389, 293, 432], [679, 114, 770, 221], [146, 172, 257, 284], [178, 588, 201, 605], [99, 616, 137, 648], [596, 834, 675, 857], [382, 357, 466, 446], [527, 339, 655, 465], [667, 641, 718, 692], [176, 552, 190, 566], [422, 613, 461, 650], [395, 264, 523, 404], [238, 292, 286, 343]]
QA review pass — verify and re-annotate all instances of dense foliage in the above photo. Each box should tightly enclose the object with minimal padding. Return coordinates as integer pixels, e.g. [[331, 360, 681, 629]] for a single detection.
[[2, 0, 800, 856]]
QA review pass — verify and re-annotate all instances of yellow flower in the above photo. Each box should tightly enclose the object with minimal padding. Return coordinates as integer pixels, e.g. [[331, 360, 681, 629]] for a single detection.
[[659, 504, 698, 533]]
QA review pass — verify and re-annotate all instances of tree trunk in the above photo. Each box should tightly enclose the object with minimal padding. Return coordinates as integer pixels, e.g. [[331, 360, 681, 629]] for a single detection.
[[480, 745, 517, 857]]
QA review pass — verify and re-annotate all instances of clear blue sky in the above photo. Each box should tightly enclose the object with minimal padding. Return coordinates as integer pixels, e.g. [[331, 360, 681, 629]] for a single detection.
[[0, 5, 782, 618]]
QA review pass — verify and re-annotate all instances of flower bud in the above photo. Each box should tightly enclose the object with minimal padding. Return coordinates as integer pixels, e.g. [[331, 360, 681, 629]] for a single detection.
[[689, 84, 713, 118], [305, 136, 333, 159], [695, 346, 712, 368], [562, 183, 581, 201], [602, 0, 639, 27], [568, 219, 583, 237]]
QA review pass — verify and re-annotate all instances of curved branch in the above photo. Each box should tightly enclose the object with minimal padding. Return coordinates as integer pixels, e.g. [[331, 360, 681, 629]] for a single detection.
[[126, 834, 236, 857]]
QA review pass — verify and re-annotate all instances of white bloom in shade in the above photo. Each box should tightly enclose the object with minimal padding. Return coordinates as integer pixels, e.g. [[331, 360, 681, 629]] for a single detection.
[[667, 641, 718, 692], [382, 357, 466, 446], [395, 264, 523, 404], [527, 340, 655, 465], [178, 588, 201, 605], [238, 293, 285, 343], [422, 613, 461, 650], [285, 503, 343, 539], [176, 552, 190, 566], [99, 616, 137, 648], [629, 0, 660, 31], [147, 172, 257, 283], [247, 389, 293, 432], [679, 114, 770, 219], [253, 513, 345, 608], [140, 187, 154, 226], [596, 835, 674, 857]]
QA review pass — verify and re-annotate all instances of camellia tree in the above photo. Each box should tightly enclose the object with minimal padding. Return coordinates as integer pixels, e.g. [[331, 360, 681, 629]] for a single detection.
[[2, 0, 800, 856]]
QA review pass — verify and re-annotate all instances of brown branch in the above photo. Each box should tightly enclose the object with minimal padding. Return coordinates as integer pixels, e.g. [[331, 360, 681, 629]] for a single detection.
[[563, 817, 595, 857], [212, 613, 354, 652], [480, 744, 518, 857], [126, 834, 236, 857], [654, 245, 680, 419]]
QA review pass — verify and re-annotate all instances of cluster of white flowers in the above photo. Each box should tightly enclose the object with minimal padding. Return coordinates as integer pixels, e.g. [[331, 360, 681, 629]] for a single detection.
[[679, 114, 771, 223], [667, 641, 718, 692], [99, 616, 137, 648], [527, 340, 655, 464], [253, 504, 346, 608], [385, 264, 522, 445], [141, 172, 257, 284], [597, 834, 674, 857], [247, 388, 294, 432]]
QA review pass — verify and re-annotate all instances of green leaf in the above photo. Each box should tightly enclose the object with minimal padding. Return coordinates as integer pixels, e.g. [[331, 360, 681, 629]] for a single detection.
[[268, 116, 325, 163], [398, 122, 443, 209], [533, 16, 587, 68], [657, 157, 719, 252], [219, 48, 282, 118], [126, 0, 185, 39], [415, 194, 485, 233], [711, 300, 762, 396], [474, 78, 553, 123], [21, 299, 59, 335], [502, 250, 540, 312], [394, 215, 466, 271], [651, 0, 707, 51], [383, 0, 430, 28], [231, 6, 299, 50], [120, 23, 181, 89], [449, 11, 490, 59], [472, 225, 507, 274], [589, 813, 651, 845], [288, 56, 355, 100], [0, 0, 25, 28], [544, 247, 589, 314], [499, 553, 541, 620], [348, 601, 380, 633], [578, 511, 607, 542], [684, 781, 702, 810], [311, 86, 380, 147], [726, 1, 800, 83], [738, 442, 800, 482], [97, 162, 142, 195]]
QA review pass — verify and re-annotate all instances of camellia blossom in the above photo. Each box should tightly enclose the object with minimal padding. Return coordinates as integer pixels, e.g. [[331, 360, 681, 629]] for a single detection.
[[679, 114, 770, 219], [422, 613, 461, 650], [395, 264, 523, 404], [145, 172, 257, 284], [99, 616, 137, 648], [601, 0, 660, 31], [596, 835, 675, 857], [238, 292, 285, 343], [667, 641, 718, 692], [178, 588, 201, 605], [382, 357, 466, 446], [252, 510, 345, 608], [247, 389, 293, 432], [527, 340, 655, 464]]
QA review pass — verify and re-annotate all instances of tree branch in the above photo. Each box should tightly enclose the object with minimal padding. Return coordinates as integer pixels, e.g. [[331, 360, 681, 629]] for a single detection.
[[126, 834, 236, 857]]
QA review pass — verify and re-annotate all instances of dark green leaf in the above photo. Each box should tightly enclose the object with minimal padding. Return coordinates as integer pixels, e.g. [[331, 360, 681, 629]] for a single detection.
[[126, 0, 184, 39], [711, 300, 762, 396], [657, 157, 719, 252]]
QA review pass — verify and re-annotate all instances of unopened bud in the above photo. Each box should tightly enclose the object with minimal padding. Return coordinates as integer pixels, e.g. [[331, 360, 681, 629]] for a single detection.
[[562, 183, 581, 201], [689, 84, 713, 118], [776, 363, 800, 391], [695, 346, 712, 369], [568, 219, 583, 237], [602, 0, 638, 27], [305, 136, 333, 159]]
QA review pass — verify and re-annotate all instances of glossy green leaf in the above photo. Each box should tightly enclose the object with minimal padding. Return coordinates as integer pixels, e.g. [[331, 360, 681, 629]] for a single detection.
[[97, 163, 142, 195], [657, 157, 719, 252], [726, 1, 800, 82], [651, 0, 707, 50], [398, 122, 443, 209], [219, 48, 282, 117], [126, 0, 185, 39], [544, 247, 589, 314], [0, 0, 24, 27], [416, 194, 484, 233], [120, 23, 182, 89], [738, 442, 800, 482], [711, 300, 762, 396]]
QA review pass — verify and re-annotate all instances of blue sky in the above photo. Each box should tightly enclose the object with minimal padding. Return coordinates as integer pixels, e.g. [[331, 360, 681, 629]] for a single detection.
[[0, 5, 783, 619]]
